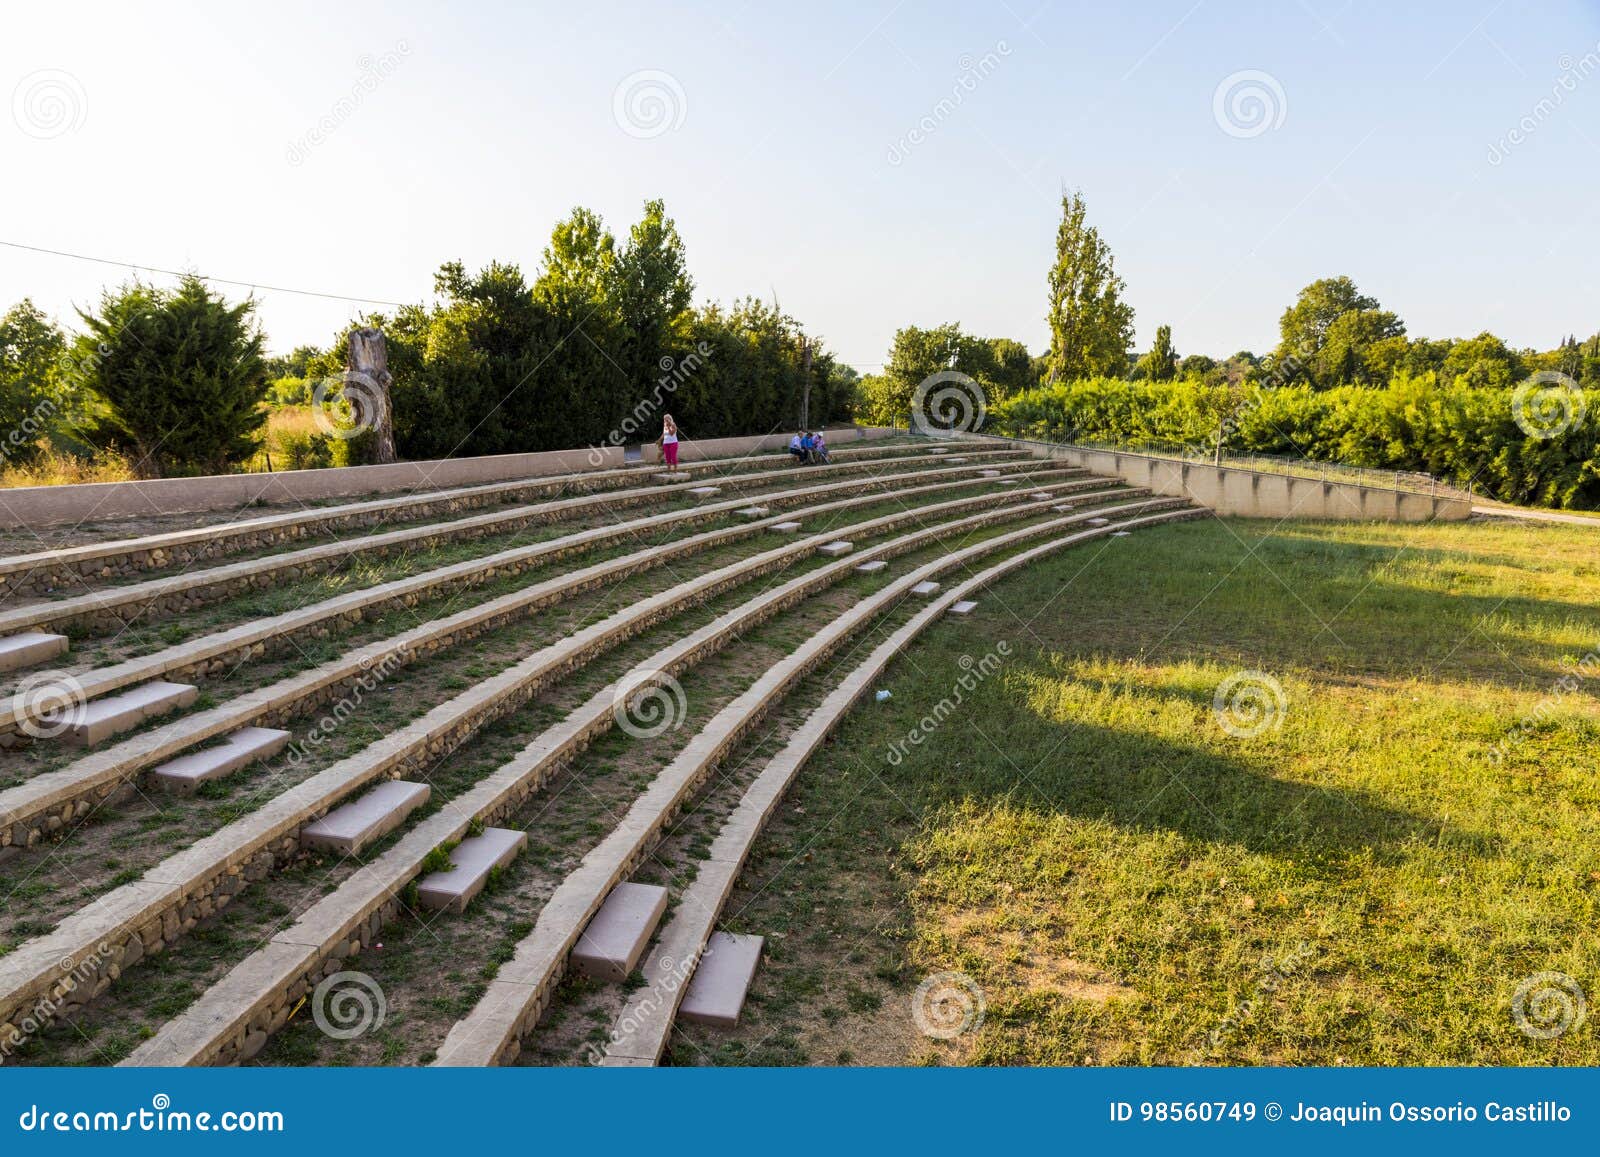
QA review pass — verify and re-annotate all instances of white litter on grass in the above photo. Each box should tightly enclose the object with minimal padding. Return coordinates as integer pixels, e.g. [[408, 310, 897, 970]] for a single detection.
[[874, 689, 893, 702]]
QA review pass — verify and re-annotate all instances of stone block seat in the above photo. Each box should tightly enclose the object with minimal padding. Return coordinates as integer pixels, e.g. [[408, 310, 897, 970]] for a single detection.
[[678, 932, 764, 1027], [416, 828, 527, 914], [300, 780, 431, 856], [571, 882, 669, 982], [817, 541, 853, 557], [44, 681, 198, 747], [0, 632, 68, 673], [149, 727, 291, 795]]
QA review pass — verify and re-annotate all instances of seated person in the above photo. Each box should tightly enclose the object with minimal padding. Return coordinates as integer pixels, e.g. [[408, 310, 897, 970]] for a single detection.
[[812, 431, 831, 463], [788, 432, 807, 462]]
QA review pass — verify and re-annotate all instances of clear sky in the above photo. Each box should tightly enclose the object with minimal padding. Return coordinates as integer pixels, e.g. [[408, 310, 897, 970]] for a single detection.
[[3, 0, 1599, 370]]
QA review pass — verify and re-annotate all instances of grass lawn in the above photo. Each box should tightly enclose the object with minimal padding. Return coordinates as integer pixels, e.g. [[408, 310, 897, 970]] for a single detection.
[[672, 516, 1600, 1067]]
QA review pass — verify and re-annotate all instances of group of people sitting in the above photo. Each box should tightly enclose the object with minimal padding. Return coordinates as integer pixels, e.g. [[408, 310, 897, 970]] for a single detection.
[[788, 430, 832, 464]]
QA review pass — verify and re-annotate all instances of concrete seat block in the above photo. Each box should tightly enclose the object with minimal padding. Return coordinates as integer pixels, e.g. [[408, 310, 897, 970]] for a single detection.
[[770, 521, 802, 533], [150, 727, 291, 794], [46, 680, 198, 747], [679, 932, 764, 1028], [0, 632, 69, 673], [977, 469, 1000, 477], [1051, 504, 1077, 513], [571, 882, 669, 982], [817, 541, 853, 557], [948, 600, 979, 616], [416, 827, 527, 914], [301, 780, 431, 855], [688, 486, 721, 497], [1112, 531, 1131, 537], [651, 473, 680, 482], [1086, 517, 1110, 526], [854, 560, 886, 573], [735, 506, 769, 518], [1030, 492, 1054, 500], [911, 581, 940, 596], [944, 457, 969, 463]]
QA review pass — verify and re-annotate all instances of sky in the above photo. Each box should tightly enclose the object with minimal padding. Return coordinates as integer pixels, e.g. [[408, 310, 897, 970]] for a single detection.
[[3, 0, 1599, 371]]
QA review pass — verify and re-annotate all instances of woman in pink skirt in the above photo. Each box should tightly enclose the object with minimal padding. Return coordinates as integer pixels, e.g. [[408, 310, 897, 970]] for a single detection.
[[659, 414, 681, 470]]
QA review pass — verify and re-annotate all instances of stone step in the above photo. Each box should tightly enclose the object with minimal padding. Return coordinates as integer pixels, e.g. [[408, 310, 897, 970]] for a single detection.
[[944, 457, 969, 464], [735, 506, 769, 518], [416, 828, 527, 914], [571, 882, 670, 982], [0, 632, 68, 673], [771, 521, 802, 533], [977, 469, 1001, 477], [301, 780, 431, 855], [678, 932, 764, 1028], [688, 486, 722, 497], [149, 727, 291, 795], [911, 581, 940, 596], [855, 560, 886, 574], [44, 681, 198, 747], [1030, 491, 1054, 501], [1087, 517, 1110, 526], [948, 600, 979, 616], [817, 541, 853, 557]]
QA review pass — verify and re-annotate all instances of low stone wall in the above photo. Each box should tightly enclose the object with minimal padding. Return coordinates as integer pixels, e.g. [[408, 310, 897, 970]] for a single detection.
[[962, 436, 1472, 522], [0, 428, 899, 529]]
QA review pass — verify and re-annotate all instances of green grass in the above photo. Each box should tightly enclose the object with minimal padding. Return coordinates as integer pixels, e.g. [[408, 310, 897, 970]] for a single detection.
[[685, 516, 1600, 1066]]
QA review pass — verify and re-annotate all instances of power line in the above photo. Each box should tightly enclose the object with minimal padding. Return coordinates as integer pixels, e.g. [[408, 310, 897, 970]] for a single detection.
[[0, 238, 411, 308]]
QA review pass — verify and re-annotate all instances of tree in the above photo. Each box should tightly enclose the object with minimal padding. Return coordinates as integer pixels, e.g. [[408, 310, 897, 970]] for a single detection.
[[1274, 276, 1403, 386], [985, 338, 1037, 398], [1441, 331, 1524, 388], [610, 199, 694, 405], [0, 299, 68, 467], [1044, 190, 1135, 382], [1133, 324, 1178, 382], [72, 277, 267, 478], [534, 206, 616, 313], [1316, 307, 1406, 386]]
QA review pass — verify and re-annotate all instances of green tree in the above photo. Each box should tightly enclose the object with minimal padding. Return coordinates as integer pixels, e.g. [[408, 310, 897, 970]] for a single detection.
[[1274, 276, 1403, 386], [0, 299, 69, 467], [72, 277, 267, 478], [1440, 332, 1524, 388], [1316, 307, 1406, 385], [1044, 190, 1135, 382], [534, 206, 617, 313], [1134, 324, 1178, 382], [610, 199, 694, 405], [986, 338, 1037, 397]]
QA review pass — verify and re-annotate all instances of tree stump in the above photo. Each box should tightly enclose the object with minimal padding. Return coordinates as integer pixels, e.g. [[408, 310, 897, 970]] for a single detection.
[[345, 328, 397, 464]]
